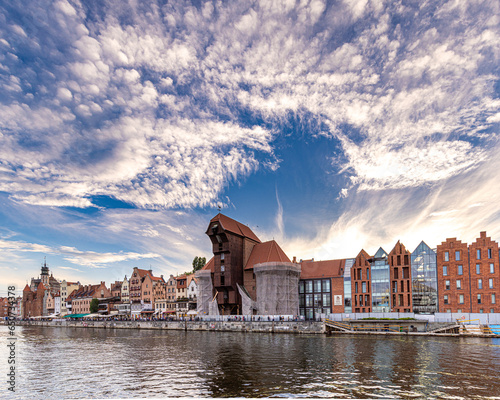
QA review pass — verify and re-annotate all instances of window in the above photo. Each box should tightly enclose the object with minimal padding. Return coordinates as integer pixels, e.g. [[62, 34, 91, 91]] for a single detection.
[[305, 294, 313, 307], [299, 281, 304, 294], [359, 269, 363, 280], [221, 253, 225, 260], [322, 279, 330, 292], [490, 263, 495, 274], [479, 309, 484, 313], [478, 279, 482, 289], [477, 249, 481, 259], [488, 248, 492, 259], [459, 294, 464, 304], [445, 280, 450, 290], [322, 293, 331, 307], [444, 295, 449, 305], [362, 282, 367, 293], [443, 266, 448, 276], [455, 251, 460, 261], [314, 280, 322, 292], [355, 282, 358, 294], [305, 281, 313, 293], [476, 264, 480, 274], [458, 265, 463, 275], [221, 265, 225, 272], [456, 280, 462, 290], [478, 294, 482, 304], [444, 251, 449, 261], [489, 278, 493, 289], [366, 269, 370, 280], [492, 294, 496, 304]]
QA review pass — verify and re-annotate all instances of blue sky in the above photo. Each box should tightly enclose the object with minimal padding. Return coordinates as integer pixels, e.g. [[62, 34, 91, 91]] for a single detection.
[[1, 0, 499, 296]]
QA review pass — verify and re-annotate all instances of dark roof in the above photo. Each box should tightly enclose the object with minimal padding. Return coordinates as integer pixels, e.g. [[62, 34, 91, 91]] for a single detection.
[[245, 240, 291, 270], [300, 259, 345, 279], [208, 213, 261, 243]]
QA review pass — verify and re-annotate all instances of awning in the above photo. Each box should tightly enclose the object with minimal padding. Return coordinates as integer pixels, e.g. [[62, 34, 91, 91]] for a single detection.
[[164, 310, 176, 313], [187, 310, 197, 315], [141, 310, 154, 313], [83, 313, 101, 318], [63, 313, 90, 318]]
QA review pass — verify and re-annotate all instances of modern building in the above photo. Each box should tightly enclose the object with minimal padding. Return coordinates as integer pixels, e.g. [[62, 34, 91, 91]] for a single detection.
[[411, 241, 438, 314], [299, 258, 346, 320], [369, 248, 390, 313]]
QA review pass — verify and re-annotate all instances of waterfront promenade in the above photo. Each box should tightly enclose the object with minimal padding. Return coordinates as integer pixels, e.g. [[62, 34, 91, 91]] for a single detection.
[[12, 318, 500, 337]]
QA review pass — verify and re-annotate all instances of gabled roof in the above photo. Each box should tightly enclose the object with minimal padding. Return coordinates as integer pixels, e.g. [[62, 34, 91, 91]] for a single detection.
[[37, 281, 46, 291], [202, 257, 215, 272], [300, 259, 345, 279], [23, 284, 31, 292], [187, 274, 196, 286], [389, 240, 410, 256], [208, 213, 261, 243], [135, 268, 153, 278], [245, 240, 290, 270]]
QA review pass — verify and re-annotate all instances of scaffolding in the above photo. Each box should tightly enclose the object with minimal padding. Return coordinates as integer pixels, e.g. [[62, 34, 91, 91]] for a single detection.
[[254, 262, 301, 315], [195, 270, 215, 315], [237, 283, 256, 315]]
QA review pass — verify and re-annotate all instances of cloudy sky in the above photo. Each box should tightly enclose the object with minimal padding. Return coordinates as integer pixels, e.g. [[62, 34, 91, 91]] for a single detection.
[[1, 0, 499, 295]]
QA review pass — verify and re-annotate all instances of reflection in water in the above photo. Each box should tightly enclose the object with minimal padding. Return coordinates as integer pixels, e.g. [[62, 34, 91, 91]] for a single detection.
[[1, 326, 500, 399]]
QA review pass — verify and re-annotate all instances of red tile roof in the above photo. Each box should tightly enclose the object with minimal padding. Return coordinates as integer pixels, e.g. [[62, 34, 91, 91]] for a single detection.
[[300, 259, 346, 279], [209, 213, 261, 243], [23, 284, 31, 292], [37, 282, 46, 291], [135, 268, 153, 278], [245, 240, 291, 270], [202, 257, 215, 272]]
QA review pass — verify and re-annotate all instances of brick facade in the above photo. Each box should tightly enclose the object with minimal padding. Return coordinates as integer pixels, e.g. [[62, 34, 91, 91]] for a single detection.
[[388, 241, 412, 312]]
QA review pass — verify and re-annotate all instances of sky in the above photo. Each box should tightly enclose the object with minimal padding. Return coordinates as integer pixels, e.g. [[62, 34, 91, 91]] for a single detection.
[[0, 0, 499, 296]]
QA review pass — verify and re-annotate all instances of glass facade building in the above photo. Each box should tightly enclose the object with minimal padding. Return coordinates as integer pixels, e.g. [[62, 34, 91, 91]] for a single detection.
[[343, 258, 355, 314], [411, 241, 438, 313], [299, 279, 332, 320], [370, 248, 391, 312]]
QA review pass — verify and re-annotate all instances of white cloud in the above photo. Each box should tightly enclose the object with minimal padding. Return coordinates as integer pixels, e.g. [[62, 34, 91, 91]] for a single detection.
[[0, 0, 498, 211]]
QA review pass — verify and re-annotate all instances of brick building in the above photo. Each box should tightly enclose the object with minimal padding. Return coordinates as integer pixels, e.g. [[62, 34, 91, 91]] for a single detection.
[[351, 249, 372, 313], [469, 232, 499, 313], [67, 282, 111, 314], [299, 258, 346, 320], [388, 241, 412, 312], [436, 237, 470, 313], [206, 213, 261, 315]]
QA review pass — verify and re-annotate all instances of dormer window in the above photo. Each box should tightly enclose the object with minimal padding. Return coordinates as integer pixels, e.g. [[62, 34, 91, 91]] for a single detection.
[[212, 224, 218, 235]]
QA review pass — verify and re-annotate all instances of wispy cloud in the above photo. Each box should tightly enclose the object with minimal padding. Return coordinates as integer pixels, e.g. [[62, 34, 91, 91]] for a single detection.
[[0, 0, 497, 210], [0, 238, 159, 268]]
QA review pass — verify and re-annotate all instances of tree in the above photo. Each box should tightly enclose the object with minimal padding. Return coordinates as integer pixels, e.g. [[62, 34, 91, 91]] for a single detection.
[[90, 298, 99, 313], [192, 256, 206, 272]]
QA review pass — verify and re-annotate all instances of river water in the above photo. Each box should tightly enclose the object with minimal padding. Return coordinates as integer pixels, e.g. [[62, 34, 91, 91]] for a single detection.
[[2, 325, 500, 399]]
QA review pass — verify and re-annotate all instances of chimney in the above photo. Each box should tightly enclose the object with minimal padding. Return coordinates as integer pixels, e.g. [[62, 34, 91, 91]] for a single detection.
[[149, 269, 153, 275], [292, 256, 297, 263]]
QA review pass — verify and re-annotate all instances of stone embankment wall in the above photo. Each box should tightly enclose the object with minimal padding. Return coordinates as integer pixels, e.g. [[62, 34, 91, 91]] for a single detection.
[[15, 320, 326, 334]]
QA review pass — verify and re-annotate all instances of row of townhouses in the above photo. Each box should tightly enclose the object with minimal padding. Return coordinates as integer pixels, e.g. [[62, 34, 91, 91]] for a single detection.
[[3, 213, 500, 320]]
